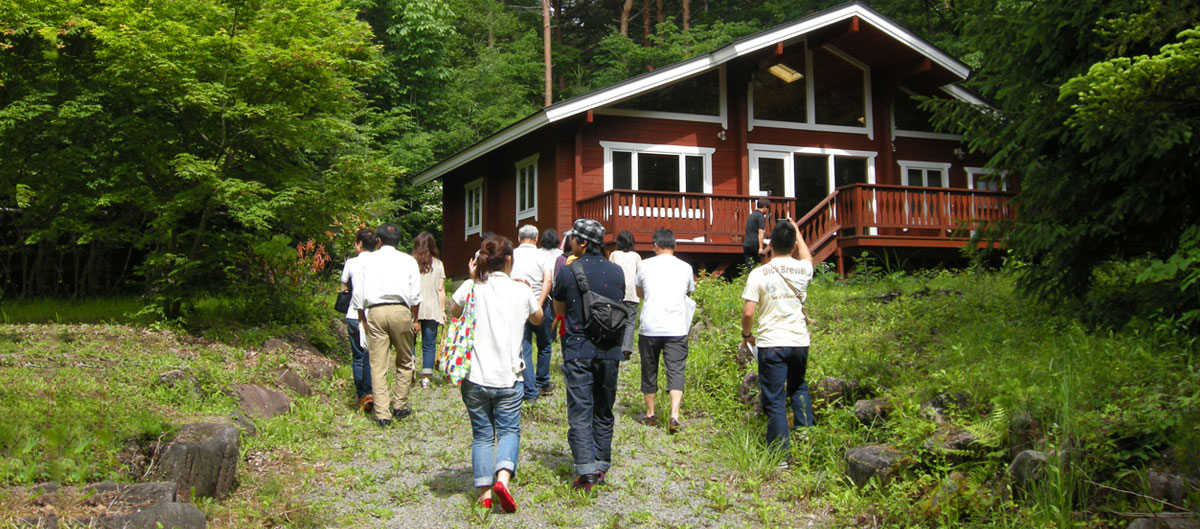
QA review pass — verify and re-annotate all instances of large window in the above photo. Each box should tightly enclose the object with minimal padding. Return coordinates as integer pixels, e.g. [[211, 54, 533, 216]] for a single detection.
[[749, 42, 872, 137], [601, 142, 713, 194], [892, 87, 961, 140], [599, 68, 727, 127], [464, 178, 483, 239], [749, 144, 876, 217], [515, 154, 538, 224]]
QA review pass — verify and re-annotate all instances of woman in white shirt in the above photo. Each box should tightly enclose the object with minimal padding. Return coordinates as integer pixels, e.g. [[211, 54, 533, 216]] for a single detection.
[[340, 228, 378, 411], [450, 235, 543, 513], [608, 230, 642, 360], [412, 232, 446, 389]]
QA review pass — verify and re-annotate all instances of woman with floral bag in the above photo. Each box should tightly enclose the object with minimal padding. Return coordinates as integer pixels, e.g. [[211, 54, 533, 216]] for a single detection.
[[449, 235, 543, 512]]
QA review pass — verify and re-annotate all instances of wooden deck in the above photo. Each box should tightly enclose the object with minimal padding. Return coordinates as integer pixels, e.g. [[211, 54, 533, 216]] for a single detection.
[[577, 184, 1016, 275]]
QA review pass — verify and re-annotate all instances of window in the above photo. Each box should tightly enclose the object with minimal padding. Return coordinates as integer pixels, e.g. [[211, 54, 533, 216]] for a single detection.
[[966, 167, 1008, 191], [611, 70, 720, 116], [748, 144, 877, 217], [892, 87, 961, 140], [899, 161, 950, 188], [601, 142, 713, 194], [897, 161, 951, 228], [464, 178, 483, 239], [749, 42, 872, 137], [515, 155, 538, 224]]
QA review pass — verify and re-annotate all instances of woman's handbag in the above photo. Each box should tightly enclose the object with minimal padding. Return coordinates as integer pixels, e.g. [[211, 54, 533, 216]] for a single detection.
[[437, 283, 476, 385]]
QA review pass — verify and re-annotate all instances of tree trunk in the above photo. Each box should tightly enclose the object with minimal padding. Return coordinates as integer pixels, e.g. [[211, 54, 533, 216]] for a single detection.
[[619, 0, 633, 36], [682, 0, 690, 31], [642, 0, 651, 46], [543, 0, 552, 107], [656, 0, 664, 25]]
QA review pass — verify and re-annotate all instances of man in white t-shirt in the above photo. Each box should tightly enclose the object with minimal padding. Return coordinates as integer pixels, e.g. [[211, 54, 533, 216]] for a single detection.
[[634, 228, 695, 434], [511, 224, 555, 402], [740, 218, 815, 458]]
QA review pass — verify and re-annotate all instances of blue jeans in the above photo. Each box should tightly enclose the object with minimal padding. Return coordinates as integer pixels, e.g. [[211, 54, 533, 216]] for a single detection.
[[563, 358, 619, 476], [346, 318, 372, 399], [419, 320, 440, 375], [758, 346, 815, 453], [521, 300, 554, 398], [460, 380, 523, 488]]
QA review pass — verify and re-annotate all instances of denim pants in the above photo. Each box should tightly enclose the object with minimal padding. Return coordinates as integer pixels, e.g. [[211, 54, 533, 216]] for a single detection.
[[757, 346, 815, 453], [521, 299, 554, 398], [345, 318, 372, 399], [460, 380, 523, 488], [563, 358, 620, 476], [419, 320, 440, 375]]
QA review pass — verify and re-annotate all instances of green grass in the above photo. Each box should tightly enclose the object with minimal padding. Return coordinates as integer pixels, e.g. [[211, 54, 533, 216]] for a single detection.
[[0, 297, 145, 325]]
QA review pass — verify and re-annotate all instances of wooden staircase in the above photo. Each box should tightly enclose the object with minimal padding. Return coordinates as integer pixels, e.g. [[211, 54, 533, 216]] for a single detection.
[[795, 190, 842, 266]]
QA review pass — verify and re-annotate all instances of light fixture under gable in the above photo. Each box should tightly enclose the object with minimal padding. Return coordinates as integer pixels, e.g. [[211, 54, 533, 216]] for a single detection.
[[768, 63, 804, 83]]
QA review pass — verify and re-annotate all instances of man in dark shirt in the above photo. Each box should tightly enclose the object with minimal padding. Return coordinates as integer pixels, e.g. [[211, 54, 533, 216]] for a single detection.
[[551, 218, 626, 492], [744, 199, 771, 272]]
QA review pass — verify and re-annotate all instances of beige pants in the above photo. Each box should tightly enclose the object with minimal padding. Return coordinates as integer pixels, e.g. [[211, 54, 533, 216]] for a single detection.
[[365, 304, 416, 421]]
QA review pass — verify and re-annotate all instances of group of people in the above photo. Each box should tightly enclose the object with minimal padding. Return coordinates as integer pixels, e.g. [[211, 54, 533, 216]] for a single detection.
[[337, 209, 815, 512]]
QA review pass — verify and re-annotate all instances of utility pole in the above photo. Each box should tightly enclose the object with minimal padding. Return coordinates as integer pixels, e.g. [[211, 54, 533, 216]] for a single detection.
[[543, 0, 552, 107]]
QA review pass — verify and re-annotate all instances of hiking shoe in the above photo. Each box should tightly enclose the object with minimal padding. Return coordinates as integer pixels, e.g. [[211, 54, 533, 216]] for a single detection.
[[668, 417, 682, 434], [493, 480, 517, 513], [571, 473, 599, 492], [376, 418, 392, 428], [597, 470, 607, 486], [391, 407, 412, 420], [359, 394, 374, 413], [537, 381, 555, 395]]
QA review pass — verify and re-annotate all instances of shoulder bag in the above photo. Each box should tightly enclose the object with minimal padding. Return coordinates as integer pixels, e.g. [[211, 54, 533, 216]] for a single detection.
[[437, 283, 476, 385]]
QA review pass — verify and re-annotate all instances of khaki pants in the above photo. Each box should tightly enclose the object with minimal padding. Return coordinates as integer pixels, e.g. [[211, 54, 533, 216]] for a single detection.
[[365, 304, 416, 421]]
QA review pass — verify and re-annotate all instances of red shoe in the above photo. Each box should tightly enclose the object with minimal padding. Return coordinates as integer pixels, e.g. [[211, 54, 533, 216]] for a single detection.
[[479, 497, 493, 509], [493, 481, 517, 513]]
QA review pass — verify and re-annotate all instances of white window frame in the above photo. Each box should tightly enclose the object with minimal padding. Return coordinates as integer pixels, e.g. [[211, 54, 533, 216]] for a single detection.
[[514, 154, 539, 225], [594, 66, 729, 130], [891, 86, 963, 141], [748, 144, 878, 234], [464, 178, 483, 240], [748, 42, 874, 140], [600, 141, 715, 194], [966, 166, 1008, 191], [898, 160, 951, 187]]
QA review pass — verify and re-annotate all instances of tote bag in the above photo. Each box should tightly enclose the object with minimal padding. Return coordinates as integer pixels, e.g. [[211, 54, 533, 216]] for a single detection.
[[437, 283, 476, 385]]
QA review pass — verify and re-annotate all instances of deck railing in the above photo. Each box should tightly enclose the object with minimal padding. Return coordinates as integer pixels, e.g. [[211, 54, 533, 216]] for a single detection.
[[576, 190, 794, 246], [575, 184, 1015, 252]]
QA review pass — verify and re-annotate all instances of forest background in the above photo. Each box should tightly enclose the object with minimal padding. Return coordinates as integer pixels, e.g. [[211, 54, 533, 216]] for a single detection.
[[1, 0, 1198, 331]]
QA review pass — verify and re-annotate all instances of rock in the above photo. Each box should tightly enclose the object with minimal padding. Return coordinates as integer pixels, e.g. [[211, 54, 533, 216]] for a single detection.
[[921, 472, 967, 517], [738, 372, 759, 406], [1008, 412, 1037, 457], [230, 412, 257, 437], [83, 481, 176, 507], [151, 422, 239, 501], [1147, 470, 1186, 506], [278, 369, 312, 397], [1007, 449, 1047, 498], [846, 445, 903, 487], [155, 369, 201, 397], [329, 317, 349, 355], [735, 341, 755, 367], [262, 338, 290, 353], [924, 428, 985, 461], [813, 377, 859, 406], [922, 392, 968, 423], [288, 359, 334, 381], [854, 398, 891, 425], [96, 501, 206, 529], [229, 383, 291, 419]]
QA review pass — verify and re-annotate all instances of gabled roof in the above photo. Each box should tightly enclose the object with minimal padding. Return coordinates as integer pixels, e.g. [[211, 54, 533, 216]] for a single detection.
[[412, 1, 981, 186]]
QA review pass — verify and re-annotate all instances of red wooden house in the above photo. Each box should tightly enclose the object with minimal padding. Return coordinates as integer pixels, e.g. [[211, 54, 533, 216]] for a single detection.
[[413, 1, 1015, 277]]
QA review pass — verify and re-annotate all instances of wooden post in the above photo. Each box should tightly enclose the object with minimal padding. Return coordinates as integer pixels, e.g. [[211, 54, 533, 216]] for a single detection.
[[543, 0, 552, 107]]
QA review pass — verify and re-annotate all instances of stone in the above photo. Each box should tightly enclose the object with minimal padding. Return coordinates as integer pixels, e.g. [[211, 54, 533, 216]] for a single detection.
[[1147, 470, 1186, 506], [83, 481, 176, 508], [155, 369, 201, 397], [96, 501, 206, 529], [846, 445, 903, 487], [262, 338, 290, 353], [922, 392, 969, 423], [738, 372, 759, 406], [229, 383, 291, 419], [924, 428, 985, 461], [151, 422, 239, 501], [735, 341, 755, 367], [278, 369, 312, 397], [230, 412, 257, 437], [329, 316, 349, 354], [1007, 449, 1048, 497], [290, 358, 334, 381], [813, 377, 859, 406], [854, 398, 891, 426], [1008, 412, 1037, 457]]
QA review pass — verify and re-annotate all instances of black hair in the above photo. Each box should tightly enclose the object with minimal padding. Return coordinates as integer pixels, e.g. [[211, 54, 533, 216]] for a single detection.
[[574, 235, 603, 256], [539, 229, 559, 250], [376, 223, 401, 247], [651, 228, 675, 249], [616, 230, 635, 252], [355, 228, 379, 252], [769, 219, 796, 254], [756, 198, 771, 209]]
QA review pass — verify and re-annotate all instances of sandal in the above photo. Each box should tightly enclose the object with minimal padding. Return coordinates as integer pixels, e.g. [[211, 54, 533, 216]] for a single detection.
[[639, 415, 656, 426]]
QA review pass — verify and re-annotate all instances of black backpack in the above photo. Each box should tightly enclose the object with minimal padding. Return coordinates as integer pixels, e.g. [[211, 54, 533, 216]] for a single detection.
[[569, 260, 630, 345]]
